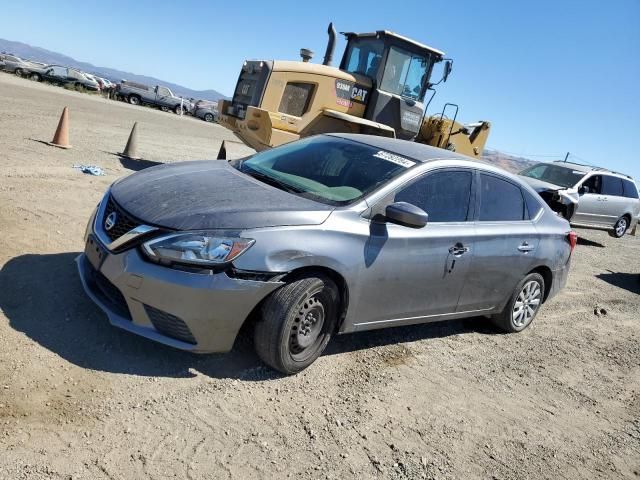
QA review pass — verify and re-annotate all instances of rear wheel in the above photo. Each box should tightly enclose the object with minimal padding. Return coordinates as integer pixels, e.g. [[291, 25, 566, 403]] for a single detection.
[[254, 275, 339, 374], [174, 104, 184, 115], [160, 106, 169, 112], [128, 95, 141, 105], [491, 273, 545, 333], [610, 216, 628, 238], [204, 113, 214, 122], [15, 68, 24, 77], [29, 72, 41, 81]]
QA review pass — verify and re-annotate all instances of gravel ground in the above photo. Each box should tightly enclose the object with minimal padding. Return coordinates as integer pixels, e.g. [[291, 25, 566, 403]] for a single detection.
[[0, 73, 639, 480]]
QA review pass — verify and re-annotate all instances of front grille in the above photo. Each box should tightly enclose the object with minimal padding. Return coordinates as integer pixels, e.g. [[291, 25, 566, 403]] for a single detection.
[[102, 195, 141, 242], [144, 305, 197, 345], [85, 260, 131, 320], [229, 60, 271, 119]]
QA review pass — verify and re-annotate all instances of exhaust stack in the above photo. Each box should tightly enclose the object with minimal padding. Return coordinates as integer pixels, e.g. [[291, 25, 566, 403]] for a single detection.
[[323, 22, 336, 66]]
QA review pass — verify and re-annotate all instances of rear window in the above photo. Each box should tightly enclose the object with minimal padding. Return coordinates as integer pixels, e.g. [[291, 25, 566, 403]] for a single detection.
[[601, 175, 624, 196], [622, 179, 639, 199], [479, 174, 526, 221], [278, 82, 315, 117], [519, 163, 585, 188]]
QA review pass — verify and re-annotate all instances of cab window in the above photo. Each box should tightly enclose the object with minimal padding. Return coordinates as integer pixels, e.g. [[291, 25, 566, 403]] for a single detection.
[[582, 175, 602, 194], [343, 38, 384, 78], [394, 170, 472, 222], [380, 46, 428, 100]]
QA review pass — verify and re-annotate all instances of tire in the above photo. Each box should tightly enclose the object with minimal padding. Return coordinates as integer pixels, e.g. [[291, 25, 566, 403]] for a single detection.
[[128, 95, 141, 106], [160, 106, 169, 112], [254, 275, 339, 375], [15, 68, 23, 77], [174, 104, 184, 115], [204, 113, 214, 122], [609, 216, 629, 238], [491, 273, 545, 333], [29, 73, 40, 82]]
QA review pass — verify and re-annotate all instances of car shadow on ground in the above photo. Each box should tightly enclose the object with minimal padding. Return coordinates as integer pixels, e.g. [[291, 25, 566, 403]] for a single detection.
[[596, 270, 640, 295], [116, 155, 162, 171], [577, 237, 605, 248], [1, 252, 495, 382]]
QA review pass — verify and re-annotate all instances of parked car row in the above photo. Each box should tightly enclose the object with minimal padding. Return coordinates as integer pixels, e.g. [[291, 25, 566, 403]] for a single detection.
[[0, 52, 218, 122]]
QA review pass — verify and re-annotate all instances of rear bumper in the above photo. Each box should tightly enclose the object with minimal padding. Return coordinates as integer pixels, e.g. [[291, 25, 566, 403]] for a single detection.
[[548, 260, 571, 301], [76, 245, 283, 353]]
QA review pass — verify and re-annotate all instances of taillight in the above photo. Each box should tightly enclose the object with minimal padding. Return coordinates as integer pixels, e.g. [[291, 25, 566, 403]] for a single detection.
[[568, 231, 578, 254]]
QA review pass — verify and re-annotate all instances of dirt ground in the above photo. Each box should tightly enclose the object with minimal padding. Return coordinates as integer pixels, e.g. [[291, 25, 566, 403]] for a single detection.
[[0, 73, 639, 480]]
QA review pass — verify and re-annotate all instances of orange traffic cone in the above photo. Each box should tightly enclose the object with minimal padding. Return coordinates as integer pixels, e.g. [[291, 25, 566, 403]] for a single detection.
[[48, 107, 72, 149], [121, 122, 140, 159]]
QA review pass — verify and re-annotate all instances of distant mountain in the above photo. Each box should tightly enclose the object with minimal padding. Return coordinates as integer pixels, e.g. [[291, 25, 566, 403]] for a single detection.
[[482, 149, 538, 173], [0, 38, 227, 101]]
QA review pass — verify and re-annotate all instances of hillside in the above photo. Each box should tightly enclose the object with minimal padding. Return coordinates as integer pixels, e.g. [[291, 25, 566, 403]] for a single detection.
[[482, 149, 537, 173], [0, 38, 227, 101]]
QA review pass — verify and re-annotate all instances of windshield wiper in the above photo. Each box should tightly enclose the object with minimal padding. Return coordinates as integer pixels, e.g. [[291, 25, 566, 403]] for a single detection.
[[242, 167, 303, 194]]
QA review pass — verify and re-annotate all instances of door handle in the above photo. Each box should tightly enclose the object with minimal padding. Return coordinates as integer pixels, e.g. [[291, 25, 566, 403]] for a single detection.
[[448, 244, 469, 256], [518, 242, 535, 253]]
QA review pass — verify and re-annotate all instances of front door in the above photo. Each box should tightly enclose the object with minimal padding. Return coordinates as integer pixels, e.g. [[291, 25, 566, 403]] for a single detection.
[[353, 169, 475, 328], [574, 174, 610, 225]]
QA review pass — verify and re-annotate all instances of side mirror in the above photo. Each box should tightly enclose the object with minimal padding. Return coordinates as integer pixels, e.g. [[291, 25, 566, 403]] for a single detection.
[[385, 202, 428, 228], [579, 185, 590, 195], [443, 59, 452, 83]]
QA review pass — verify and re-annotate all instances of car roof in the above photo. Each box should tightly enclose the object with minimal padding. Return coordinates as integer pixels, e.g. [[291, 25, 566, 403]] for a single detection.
[[549, 161, 634, 180]]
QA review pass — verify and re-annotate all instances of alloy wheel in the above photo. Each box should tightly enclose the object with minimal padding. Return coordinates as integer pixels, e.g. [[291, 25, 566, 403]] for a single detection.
[[512, 280, 542, 328], [616, 218, 627, 237]]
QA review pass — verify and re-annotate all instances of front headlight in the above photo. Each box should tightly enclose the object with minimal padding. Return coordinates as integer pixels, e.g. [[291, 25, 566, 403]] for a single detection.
[[142, 233, 254, 266]]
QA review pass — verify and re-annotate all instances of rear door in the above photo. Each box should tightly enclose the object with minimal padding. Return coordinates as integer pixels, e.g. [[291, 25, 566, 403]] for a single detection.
[[600, 175, 627, 226], [457, 172, 539, 313]]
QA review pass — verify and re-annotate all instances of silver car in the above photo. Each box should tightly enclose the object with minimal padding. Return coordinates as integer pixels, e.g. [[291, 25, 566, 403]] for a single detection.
[[519, 161, 640, 238], [77, 134, 575, 374]]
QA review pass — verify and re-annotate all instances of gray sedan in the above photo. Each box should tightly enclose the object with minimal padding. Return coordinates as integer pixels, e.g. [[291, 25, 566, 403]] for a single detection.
[[77, 134, 575, 374]]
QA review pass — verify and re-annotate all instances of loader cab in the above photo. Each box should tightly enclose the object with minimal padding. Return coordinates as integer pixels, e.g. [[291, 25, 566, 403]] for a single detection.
[[340, 31, 447, 140]]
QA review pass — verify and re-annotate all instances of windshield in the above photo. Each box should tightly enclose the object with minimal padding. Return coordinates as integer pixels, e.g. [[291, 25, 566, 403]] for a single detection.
[[343, 38, 385, 78], [519, 163, 586, 188], [232, 136, 416, 205]]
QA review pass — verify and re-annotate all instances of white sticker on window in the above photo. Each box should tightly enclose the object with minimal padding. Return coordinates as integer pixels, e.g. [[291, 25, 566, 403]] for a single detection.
[[373, 150, 416, 168]]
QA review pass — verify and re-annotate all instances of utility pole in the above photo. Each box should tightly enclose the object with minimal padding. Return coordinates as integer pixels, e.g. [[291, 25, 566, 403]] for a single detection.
[[563, 152, 570, 162]]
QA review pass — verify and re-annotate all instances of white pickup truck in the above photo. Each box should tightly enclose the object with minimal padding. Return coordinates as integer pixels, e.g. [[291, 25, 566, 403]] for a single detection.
[[116, 81, 192, 114]]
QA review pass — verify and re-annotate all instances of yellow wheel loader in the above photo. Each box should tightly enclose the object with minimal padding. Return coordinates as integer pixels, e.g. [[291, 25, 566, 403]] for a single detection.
[[217, 24, 490, 159]]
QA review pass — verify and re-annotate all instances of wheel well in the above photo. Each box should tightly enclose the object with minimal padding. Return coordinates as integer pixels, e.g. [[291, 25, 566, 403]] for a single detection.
[[280, 266, 349, 332], [528, 266, 552, 302]]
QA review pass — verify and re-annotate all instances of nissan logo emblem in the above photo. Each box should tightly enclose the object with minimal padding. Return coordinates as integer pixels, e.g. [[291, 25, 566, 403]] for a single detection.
[[104, 212, 117, 231]]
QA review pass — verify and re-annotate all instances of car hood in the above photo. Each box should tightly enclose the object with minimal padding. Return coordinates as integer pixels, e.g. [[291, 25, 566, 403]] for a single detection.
[[518, 176, 565, 192], [110, 160, 333, 230]]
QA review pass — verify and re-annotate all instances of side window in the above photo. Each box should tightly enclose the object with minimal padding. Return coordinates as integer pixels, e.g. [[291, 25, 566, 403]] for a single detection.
[[622, 179, 639, 199], [582, 175, 602, 194], [278, 82, 315, 117], [479, 174, 526, 221], [394, 170, 472, 222], [156, 87, 170, 97], [51, 66, 67, 77], [601, 175, 624, 196], [522, 188, 544, 219]]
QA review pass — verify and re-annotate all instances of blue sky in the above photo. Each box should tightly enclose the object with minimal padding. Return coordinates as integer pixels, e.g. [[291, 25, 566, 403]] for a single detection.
[[2, 0, 639, 178]]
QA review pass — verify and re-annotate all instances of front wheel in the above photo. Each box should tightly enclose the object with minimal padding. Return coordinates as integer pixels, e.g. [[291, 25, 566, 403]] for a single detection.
[[491, 273, 545, 333], [254, 275, 339, 374], [128, 95, 141, 105], [15, 68, 24, 77], [174, 104, 184, 115], [609, 216, 628, 238], [204, 112, 214, 122], [29, 73, 41, 81]]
